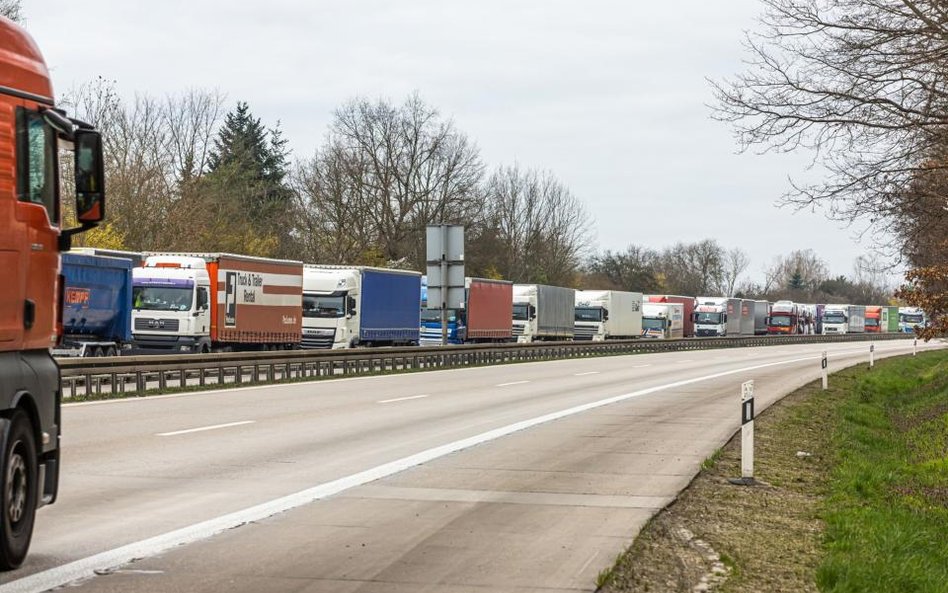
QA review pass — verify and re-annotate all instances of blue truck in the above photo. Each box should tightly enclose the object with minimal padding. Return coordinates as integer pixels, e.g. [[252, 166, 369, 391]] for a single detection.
[[53, 253, 134, 357], [302, 266, 421, 348]]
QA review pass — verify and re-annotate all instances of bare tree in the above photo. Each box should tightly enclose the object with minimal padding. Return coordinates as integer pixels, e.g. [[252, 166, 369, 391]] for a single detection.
[[481, 165, 593, 285], [659, 240, 726, 296], [294, 94, 484, 267], [0, 0, 22, 22], [762, 249, 830, 300], [713, 0, 948, 252], [718, 247, 751, 296]]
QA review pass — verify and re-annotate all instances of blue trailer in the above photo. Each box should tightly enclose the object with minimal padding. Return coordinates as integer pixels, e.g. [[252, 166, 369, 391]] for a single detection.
[[302, 266, 420, 348], [54, 253, 133, 357]]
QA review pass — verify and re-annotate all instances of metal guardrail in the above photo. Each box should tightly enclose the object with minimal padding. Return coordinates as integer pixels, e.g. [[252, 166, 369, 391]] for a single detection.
[[59, 333, 912, 399]]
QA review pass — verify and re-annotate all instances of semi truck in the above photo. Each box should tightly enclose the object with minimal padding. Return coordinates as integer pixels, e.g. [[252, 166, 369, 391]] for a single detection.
[[0, 15, 107, 569], [864, 306, 883, 333], [642, 302, 684, 339], [573, 290, 643, 340], [739, 299, 755, 336], [898, 307, 927, 333], [302, 266, 421, 349], [131, 253, 303, 353], [821, 305, 866, 334], [420, 277, 513, 345], [646, 295, 696, 337], [53, 253, 133, 357], [692, 297, 740, 337], [767, 300, 806, 334], [512, 284, 575, 343]]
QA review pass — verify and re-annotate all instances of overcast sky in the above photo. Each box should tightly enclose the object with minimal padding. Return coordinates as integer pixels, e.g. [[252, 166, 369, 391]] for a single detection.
[[28, 0, 881, 284]]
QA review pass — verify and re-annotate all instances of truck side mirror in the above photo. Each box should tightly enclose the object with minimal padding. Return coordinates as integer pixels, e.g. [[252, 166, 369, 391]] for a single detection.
[[74, 130, 105, 223], [347, 295, 357, 316], [603, 309, 609, 321], [723, 314, 728, 322], [529, 305, 537, 320]]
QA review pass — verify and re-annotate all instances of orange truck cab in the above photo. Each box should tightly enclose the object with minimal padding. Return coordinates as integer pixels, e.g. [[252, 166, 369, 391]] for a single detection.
[[864, 306, 882, 332], [0, 16, 105, 569]]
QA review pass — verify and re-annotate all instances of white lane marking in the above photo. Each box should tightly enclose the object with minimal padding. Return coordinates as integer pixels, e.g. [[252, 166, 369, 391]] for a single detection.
[[378, 394, 429, 404], [633, 364, 652, 368], [6, 352, 846, 593], [156, 421, 255, 437], [496, 380, 530, 387], [677, 359, 693, 363], [574, 371, 599, 376]]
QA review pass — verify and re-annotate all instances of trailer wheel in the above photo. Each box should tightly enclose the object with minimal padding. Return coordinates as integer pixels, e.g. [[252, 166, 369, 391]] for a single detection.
[[105, 346, 118, 357], [0, 410, 38, 570]]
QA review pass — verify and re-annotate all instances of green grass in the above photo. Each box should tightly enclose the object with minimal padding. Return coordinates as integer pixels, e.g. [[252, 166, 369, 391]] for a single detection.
[[817, 351, 948, 593]]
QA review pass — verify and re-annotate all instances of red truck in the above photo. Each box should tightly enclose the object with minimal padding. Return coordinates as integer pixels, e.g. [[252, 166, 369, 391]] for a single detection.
[[0, 17, 106, 569], [646, 295, 697, 337], [864, 306, 883, 333]]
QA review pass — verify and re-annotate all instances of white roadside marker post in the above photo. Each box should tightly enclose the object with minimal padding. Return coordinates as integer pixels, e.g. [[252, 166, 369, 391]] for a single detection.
[[914, 338, 918, 357], [729, 380, 757, 486], [821, 350, 828, 390], [869, 342, 875, 369]]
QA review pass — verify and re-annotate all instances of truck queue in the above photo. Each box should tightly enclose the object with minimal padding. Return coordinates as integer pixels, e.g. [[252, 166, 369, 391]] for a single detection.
[[58, 250, 930, 356]]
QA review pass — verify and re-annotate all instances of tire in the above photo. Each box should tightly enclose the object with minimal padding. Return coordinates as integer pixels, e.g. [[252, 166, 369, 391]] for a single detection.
[[92, 347, 105, 357], [105, 346, 118, 358], [1, 410, 38, 570]]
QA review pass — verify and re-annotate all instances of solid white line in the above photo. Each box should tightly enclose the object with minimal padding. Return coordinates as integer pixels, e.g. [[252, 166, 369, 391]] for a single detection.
[[496, 380, 530, 387], [378, 394, 429, 404], [632, 364, 652, 368], [156, 421, 255, 437], [574, 371, 599, 376], [3, 352, 836, 593]]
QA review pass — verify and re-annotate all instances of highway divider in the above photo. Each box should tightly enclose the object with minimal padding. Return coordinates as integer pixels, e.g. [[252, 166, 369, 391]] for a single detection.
[[59, 333, 912, 399]]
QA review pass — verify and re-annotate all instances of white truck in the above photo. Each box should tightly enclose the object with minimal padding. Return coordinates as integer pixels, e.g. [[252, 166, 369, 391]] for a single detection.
[[574, 290, 643, 340], [821, 305, 866, 334], [512, 284, 575, 343], [301, 266, 422, 349], [898, 307, 927, 333], [693, 297, 740, 336], [641, 302, 684, 339], [131, 253, 304, 353]]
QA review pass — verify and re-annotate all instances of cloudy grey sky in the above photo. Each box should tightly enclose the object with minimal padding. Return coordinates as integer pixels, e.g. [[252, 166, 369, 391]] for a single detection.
[[28, 0, 877, 283]]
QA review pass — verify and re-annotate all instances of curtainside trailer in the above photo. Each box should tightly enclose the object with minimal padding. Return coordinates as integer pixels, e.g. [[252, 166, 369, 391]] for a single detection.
[[54, 253, 133, 357]]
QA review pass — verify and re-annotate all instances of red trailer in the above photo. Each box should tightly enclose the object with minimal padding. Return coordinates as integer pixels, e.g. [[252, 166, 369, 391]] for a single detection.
[[466, 278, 513, 341], [646, 295, 697, 337]]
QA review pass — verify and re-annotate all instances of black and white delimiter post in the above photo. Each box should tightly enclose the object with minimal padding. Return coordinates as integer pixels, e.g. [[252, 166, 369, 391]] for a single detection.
[[869, 342, 875, 368], [821, 350, 828, 390], [741, 380, 755, 480]]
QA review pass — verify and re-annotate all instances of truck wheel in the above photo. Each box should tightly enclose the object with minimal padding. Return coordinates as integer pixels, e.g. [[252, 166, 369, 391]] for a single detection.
[[105, 346, 117, 357], [0, 411, 37, 570]]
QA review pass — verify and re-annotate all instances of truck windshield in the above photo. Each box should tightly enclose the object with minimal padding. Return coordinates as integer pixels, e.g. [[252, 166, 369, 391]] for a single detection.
[[901, 314, 923, 324], [642, 317, 665, 330], [695, 312, 723, 324], [865, 318, 879, 327], [823, 314, 846, 324], [421, 309, 459, 323], [133, 286, 193, 311], [574, 307, 603, 322], [303, 295, 345, 318], [512, 304, 530, 321], [769, 315, 793, 327]]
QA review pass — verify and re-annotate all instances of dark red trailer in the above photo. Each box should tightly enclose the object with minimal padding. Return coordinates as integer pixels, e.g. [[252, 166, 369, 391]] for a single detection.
[[466, 278, 513, 341]]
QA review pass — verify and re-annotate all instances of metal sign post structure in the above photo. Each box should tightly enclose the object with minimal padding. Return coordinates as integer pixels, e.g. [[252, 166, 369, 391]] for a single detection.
[[425, 225, 465, 347], [821, 350, 828, 390]]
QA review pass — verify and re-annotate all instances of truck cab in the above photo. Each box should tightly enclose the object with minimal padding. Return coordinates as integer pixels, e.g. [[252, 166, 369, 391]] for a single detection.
[[131, 256, 212, 353], [864, 306, 882, 333], [512, 298, 537, 343], [898, 307, 927, 333], [767, 300, 801, 334], [573, 302, 608, 341], [641, 303, 683, 339], [693, 302, 727, 336], [302, 266, 360, 349], [821, 306, 849, 334]]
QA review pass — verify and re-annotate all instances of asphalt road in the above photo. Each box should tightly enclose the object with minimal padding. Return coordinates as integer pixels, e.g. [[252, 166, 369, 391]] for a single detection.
[[1, 338, 939, 593]]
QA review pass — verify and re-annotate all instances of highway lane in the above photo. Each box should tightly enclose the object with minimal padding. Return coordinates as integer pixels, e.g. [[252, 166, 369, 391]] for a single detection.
[[1, 338, 940, 592]]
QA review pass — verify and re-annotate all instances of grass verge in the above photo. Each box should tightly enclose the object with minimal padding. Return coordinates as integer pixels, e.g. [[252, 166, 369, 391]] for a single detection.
[[598, 350, 948, 593]]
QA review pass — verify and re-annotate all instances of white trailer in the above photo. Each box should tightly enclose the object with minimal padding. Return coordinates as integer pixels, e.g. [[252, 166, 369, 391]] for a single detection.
[[574, 290, 643, 340], [821, 305, 866, 334], [512, 284, 575, 343]]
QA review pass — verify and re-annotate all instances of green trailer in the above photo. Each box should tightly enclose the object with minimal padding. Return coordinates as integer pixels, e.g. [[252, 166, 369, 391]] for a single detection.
[[884, 306, 900, 332]]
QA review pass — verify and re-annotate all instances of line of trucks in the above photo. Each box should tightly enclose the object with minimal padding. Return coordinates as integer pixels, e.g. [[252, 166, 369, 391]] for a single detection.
[[57, 251, 930, 356]]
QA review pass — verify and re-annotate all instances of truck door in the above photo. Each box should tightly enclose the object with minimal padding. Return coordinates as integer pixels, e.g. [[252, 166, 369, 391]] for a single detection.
[[195, 285, 211, 336]]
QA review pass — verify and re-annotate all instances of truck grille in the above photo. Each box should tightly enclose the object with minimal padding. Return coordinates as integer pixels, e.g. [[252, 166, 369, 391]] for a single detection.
[[512, 324, 525, 337], [573, 325, 597, 340], [301, 328, 335, 349], [134, 318, 180, 332]]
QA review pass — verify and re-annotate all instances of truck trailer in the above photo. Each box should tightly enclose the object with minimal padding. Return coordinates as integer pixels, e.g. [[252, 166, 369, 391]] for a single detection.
[[574, 290, 643, 340], [512, 284, 575, 342], [132, 253, 303, 353], [303, 266, 421, 349], [739, 299, 756, 336], [54, 253, 133, 357], [642, 303, 684, 339], [420, 277, 513, 345], [753, 300, 769, 335], [0, 15, 107, 569], [646, 295, 696, 337]]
